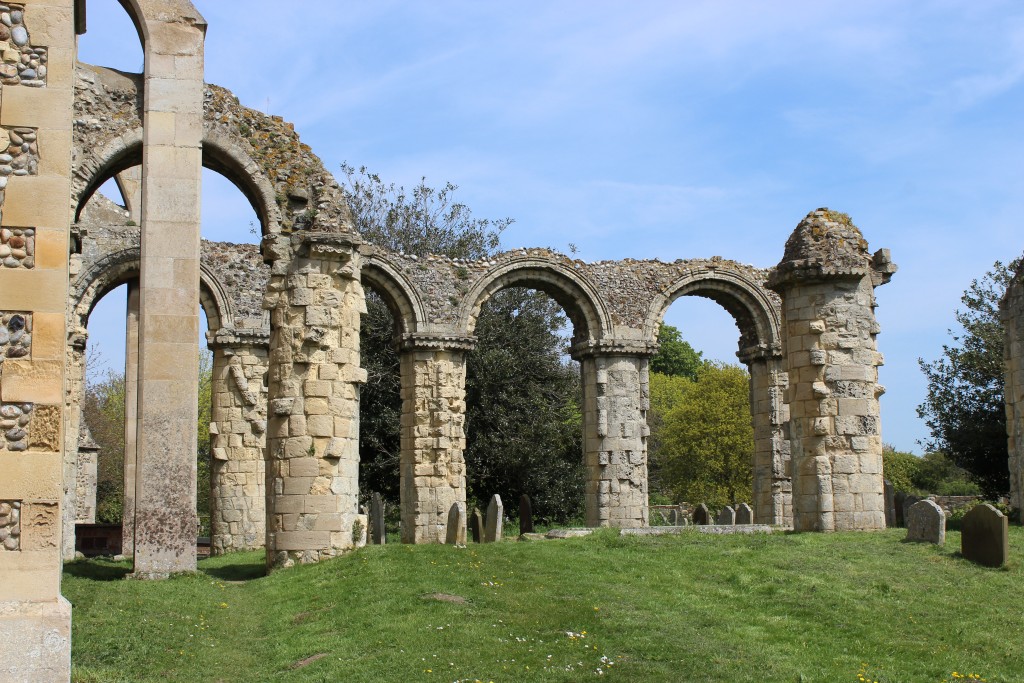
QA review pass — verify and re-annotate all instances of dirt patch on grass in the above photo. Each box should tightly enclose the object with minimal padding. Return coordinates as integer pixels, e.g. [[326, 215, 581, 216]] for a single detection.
[[423, 593, 468, 604]]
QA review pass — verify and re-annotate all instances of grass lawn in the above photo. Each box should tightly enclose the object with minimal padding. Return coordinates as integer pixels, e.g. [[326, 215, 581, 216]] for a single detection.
[[64, 528, 1024, 682]]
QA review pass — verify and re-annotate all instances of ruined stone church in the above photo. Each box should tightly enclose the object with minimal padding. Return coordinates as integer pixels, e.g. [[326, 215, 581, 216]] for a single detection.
[[6, 1, 1020, 681]]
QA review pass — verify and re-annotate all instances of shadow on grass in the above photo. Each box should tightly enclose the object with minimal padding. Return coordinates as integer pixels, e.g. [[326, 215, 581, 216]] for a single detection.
[[202, 561, 267, 582], [63, 559, 132, 582]]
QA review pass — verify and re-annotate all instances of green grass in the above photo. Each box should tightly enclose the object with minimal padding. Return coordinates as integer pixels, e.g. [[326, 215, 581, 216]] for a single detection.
[[64, 528, 1024, 682]]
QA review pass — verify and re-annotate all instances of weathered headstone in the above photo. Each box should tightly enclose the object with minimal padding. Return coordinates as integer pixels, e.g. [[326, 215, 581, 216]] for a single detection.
[[961, 503, 1009, 568], [717, 505, 736, 526], [736, 503, 753, 525], [883, 479, 896, 528], [668, 508, 679, 526], [485, 494, 503, 543], [370, 492, 385, 545], [905, 500, 945, 545], [893, 491, 907, 527], [445, 502, 466, 545], [519, 494, 534, 535], [469, 507, 484, 543], [692, 503, 710, 526]]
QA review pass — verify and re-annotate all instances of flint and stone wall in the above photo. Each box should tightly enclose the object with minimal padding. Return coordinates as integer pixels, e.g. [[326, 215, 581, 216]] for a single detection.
[[0, 2, 75, 680]]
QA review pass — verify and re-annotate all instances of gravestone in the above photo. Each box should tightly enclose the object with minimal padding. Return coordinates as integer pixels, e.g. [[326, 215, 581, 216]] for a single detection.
[[445, 502, 466, 545], [883, 480, 896, 528], [485, 495, 503, 543], [717, 506, 736, 526], [469, 507, 484, 543], [905, 499, 945, 545], [370, 492, 385, 545], [736, 503, 753, 525], [519, 494, 534, 535], [692, 503, 710, 526], [893, 492, 907, 527], [668, 508, 679, 526], [961, 503, 1009, 568], [901, 495, 921, 529]]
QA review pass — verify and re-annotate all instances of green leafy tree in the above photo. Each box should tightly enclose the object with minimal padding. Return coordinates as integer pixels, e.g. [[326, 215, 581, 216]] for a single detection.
[[651, 323, 704, 380], [917, 259, 1020, 498], [651, 362, 753, 508], [343, 163, 584, 522], [881, 445, 920, 495]]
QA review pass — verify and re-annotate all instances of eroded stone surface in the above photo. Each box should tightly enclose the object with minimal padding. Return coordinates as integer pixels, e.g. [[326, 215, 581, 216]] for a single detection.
[[905, 499, 945, 545], [1003, 260, 1024, 519]]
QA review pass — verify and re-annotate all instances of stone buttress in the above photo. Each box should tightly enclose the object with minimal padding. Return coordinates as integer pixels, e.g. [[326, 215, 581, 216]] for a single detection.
[[1003, 260, 1024, 517], [768, 209, 896, 531]]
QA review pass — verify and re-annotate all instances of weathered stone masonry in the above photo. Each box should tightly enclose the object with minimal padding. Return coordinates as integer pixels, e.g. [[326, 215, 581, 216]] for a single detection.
[[1003, 261, 1024, 517]]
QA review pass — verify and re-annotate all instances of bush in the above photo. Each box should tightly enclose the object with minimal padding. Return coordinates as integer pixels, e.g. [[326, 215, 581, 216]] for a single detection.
[[945, 500, 1013, 531], [882, 447, 921, 494]]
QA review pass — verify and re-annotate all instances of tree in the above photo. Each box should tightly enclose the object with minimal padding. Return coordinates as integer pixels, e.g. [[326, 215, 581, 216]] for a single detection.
[[650, 362, 753, 508], [651, 323, 704, 380], [343, 163, 584, 522], [917, 259, 1020, 498]]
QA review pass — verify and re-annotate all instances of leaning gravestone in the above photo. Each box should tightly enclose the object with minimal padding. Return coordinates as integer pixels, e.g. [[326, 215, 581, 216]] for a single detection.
[[901, 495, 921, 529], [893, 492, 908, 527], [469, 508, 484, 543], [883, 480, 896, 528], [445, 502, 466, 545], [370, 492, 385, 545], [519, 494, 534, 535], [961, 503, 1009, 568], [692, 503, 710, 526], [735, 503, 753, 525], [905, 500, 945, 545], [717, 506, 736, 526], [485, 494, 504, 543]]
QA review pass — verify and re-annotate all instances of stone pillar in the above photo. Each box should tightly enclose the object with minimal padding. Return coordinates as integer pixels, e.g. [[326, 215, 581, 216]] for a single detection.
[[742, 348, 791, 526], [576, 344, 652, 528], [1003, 262, 1024, 518], [122, 280, 139, 557], [0, 2, 76, 679], [263, 235, 367, 569], [61, 332, 86, 562], [397, 335, 472, 544], [767, 209, 896, 532], [74, 426, 100, 524], [208, 334, 268, 554], [132, 5, 207, 579]]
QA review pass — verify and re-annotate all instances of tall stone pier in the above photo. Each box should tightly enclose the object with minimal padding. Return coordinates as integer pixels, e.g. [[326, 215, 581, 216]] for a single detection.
[[263, 234, 368, 569], [577, 344, 653, 528], [1003, 261, 1024, 517], [398, 335, 471, 543], [768, 209, 896, 532]]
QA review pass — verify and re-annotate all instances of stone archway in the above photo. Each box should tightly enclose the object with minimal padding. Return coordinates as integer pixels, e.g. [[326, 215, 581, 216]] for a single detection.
[[644, 265, 791, 525]]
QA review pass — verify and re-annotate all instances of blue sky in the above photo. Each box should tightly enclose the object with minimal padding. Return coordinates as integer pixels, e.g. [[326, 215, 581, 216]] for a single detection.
[[78, 0, 1024, 453]]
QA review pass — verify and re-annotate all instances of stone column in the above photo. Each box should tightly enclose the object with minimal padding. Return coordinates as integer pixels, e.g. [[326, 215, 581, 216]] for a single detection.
[[132, 6, 207, 579], [398, 335, 472, 544], [122, 280, 139, 557], [741, 347, 792, 526], [767, 209, 896, 532], [263, 235, 368, 569], [61, 332, 86, 561], [208, 334, 268, 554], [0, 2, 77, 679], [1003, 263, 1024, 518], [576, 344, 653, 528]]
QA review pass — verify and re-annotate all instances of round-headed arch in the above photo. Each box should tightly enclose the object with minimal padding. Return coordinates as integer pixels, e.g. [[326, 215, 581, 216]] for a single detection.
[[72, 126, 282, 235], [644, 267, 781, 357], [458, 258, 611, 342], [72, 247, 233, 334], [359, 253, 426, 337]]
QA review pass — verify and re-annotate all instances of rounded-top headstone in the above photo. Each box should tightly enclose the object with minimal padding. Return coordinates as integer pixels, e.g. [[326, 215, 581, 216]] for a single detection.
[[905, 499, 945, 545], [961, 503, 1009, 568]]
